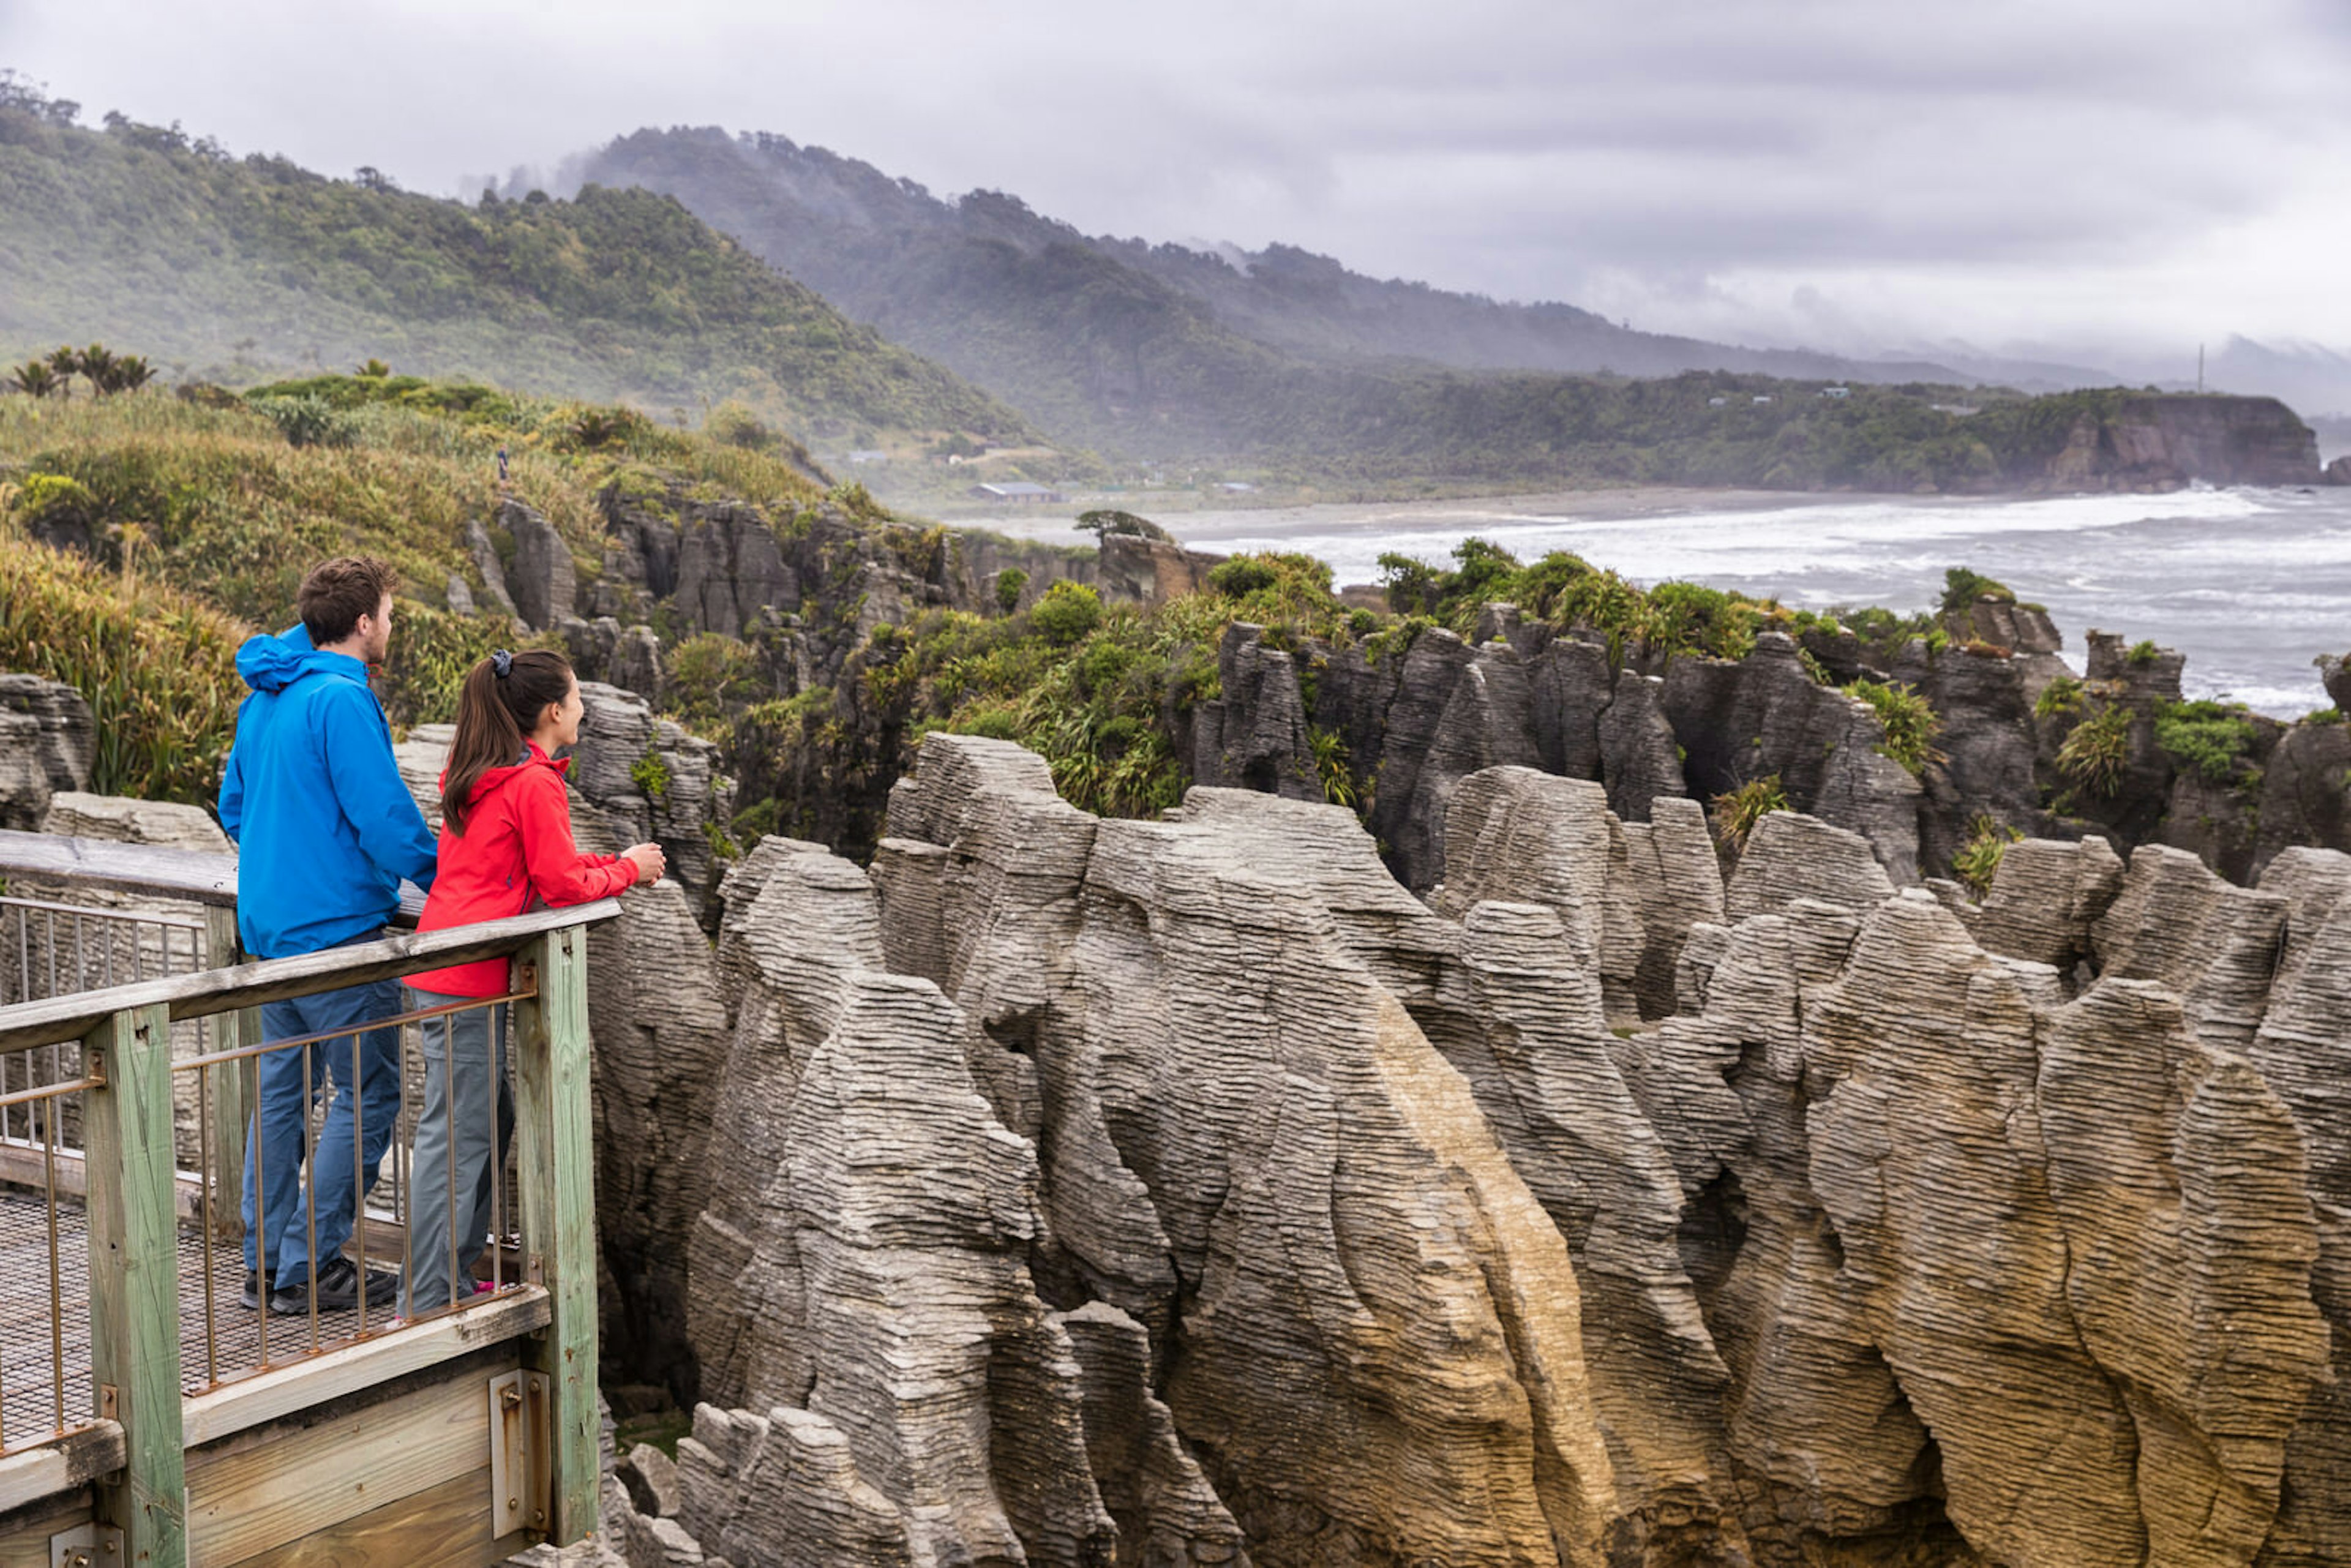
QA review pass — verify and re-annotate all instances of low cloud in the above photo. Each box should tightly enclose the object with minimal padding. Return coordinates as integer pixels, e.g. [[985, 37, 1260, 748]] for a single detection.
[[7, 0, 2348, 350]]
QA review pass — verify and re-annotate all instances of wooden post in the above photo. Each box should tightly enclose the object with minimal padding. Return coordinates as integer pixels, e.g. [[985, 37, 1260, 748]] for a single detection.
[[512, 925, 598, 1545], [83, 1002, 189, 1565], [200, 906, 250, 1244]]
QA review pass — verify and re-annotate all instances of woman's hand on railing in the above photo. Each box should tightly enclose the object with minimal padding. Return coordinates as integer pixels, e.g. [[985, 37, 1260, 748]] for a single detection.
[[622, 842, 667, 886]]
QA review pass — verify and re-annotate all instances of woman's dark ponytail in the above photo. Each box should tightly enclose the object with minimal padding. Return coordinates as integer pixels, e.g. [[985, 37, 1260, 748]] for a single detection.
[[441, 649, 574, 835]]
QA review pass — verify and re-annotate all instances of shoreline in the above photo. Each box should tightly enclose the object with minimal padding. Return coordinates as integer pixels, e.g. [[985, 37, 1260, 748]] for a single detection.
[[936, 485, 1905, 549]]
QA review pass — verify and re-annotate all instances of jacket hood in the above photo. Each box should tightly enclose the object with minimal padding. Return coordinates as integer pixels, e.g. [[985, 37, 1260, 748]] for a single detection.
[[236, 622, 354, 694], [449, 744, 573, 808]]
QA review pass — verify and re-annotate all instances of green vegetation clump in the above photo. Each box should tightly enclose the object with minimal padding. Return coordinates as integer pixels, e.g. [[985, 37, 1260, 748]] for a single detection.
[[2308, 707, 2345, 726], [1030, 580, 1104, 646], [2126, 639, 2162, 667], [2057, 703, 2134, 798], [2153, 700, 2259, 785], [629, 752, 672, 801], [1843, 678, 1942, 776], [993, 568, 1028, 614], [2034, 675, 2085, 719], [1940, 566, 2015, 615], [249, 393, 358, 449], [0, 528, 246, 802], [1376, 538, 1782, 664], [1953, 813, 2023, 896], [664, 633, 768, 732], [1711, 776, 1788, 851], [1074, 509, 1173, 542]]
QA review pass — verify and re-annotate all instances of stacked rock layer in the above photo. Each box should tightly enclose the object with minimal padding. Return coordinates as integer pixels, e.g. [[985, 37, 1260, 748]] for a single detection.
[[586, 736, 2348, 1567]]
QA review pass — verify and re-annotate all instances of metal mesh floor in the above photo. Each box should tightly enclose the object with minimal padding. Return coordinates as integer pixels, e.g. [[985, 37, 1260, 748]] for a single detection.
[[0, 1186, 428, 1453]]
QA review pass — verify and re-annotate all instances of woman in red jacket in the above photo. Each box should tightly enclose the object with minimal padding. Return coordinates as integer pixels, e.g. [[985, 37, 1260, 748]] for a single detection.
[[402, 649, 664, 1313]]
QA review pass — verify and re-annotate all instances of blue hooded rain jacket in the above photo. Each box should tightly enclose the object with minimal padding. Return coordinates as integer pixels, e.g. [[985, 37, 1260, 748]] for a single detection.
[[217, 624, 437, 959]]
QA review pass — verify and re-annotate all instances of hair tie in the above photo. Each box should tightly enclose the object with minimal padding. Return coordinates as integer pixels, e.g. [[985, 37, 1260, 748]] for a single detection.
[[491, 649, 513, 678]]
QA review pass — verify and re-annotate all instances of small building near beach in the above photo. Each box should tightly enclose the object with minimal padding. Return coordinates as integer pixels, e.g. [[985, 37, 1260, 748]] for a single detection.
[[968, 481, 1065, 504]]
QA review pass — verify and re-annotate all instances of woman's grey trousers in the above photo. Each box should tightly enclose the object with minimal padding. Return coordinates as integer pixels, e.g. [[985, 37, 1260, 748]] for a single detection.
[[402, 989, 513, 1314]]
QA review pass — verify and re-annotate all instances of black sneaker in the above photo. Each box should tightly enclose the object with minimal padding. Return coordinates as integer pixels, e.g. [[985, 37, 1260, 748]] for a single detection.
[[239, 1270, 262, 1311], [269, 1256, 399, 1314]]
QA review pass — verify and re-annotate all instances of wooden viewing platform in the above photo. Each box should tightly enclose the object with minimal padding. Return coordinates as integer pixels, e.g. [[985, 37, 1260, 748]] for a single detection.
[[0, 831, 611, 1567]]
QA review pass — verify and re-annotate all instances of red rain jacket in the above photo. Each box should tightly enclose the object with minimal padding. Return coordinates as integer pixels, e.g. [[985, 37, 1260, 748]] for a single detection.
[[408, 745, 638, 997]]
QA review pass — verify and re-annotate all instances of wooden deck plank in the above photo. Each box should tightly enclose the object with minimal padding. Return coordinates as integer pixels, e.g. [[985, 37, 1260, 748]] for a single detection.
[[0, 1421, 122, 1515], [182, 1287, 549, 1448], [0, 1493, 96, 1568], [186, 1359, 506, 1564], [0, 901, 620, 1054], [221, 1465, 533, 1568]]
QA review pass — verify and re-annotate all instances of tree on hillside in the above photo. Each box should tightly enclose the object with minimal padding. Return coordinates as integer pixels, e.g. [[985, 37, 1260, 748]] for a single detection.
[[7, 361, 62, 399], [1074, 508, 1173, 542]]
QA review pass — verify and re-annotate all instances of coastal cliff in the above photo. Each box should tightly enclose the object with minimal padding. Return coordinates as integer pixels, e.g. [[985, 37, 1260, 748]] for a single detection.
[[556, 735, 2350, 1567], [2040, 392, 2322, 490]]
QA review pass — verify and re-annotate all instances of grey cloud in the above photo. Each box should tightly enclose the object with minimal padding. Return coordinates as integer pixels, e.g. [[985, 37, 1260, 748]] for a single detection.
[[6, 0, 2349, 349]]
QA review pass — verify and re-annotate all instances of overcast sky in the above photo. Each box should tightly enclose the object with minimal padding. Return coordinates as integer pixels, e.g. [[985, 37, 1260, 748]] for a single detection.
[[8, 0, 2349, 362]]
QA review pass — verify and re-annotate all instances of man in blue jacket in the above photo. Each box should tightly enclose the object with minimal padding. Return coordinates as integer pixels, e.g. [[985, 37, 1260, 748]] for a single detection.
[[220, 557, 437, 1314]]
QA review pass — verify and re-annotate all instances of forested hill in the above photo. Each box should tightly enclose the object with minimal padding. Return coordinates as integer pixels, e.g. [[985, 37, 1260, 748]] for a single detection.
[[572, 126, 1971, 451], [0, 89, 1033, 448]]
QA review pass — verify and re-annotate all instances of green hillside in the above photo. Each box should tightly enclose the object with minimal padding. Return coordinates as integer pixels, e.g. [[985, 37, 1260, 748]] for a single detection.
[[0, 84, 1032, 449]]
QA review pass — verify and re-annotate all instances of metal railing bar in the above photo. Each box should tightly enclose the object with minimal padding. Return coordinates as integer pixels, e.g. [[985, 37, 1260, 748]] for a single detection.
[[353, 1032, 367, 1338], [199, 1063, 217, 1387], [0, 899, 616, 1054], [304, 1040, 318, 1354], [0, 896, 206, 931], [44, 1103, 62, 1434], [165, 991, 536, 1073], [0, 1077, 103, 1111]]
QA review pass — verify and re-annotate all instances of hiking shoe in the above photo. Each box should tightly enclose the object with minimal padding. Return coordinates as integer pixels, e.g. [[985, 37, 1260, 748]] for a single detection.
[[239, 1270, 263, 1311], [269, 1257, 399, 1314]]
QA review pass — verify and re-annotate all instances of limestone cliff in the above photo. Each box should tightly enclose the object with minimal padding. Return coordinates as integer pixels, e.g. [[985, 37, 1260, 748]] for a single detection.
[[590, 741, 2350, 1568]]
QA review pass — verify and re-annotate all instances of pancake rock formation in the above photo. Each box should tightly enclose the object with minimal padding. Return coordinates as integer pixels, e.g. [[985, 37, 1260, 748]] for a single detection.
[[587, 738, 2350, 1567]]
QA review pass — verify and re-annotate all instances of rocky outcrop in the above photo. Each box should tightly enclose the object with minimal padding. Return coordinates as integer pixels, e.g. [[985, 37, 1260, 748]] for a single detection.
[[2041, 394, 2322, 490], [500, 498, 577, 631], [40, 792, 231, 853], [0, 673, 96, 793], [1094, 533, 1224, 606], [572, 683, 737, 925], [585, 740, 2350, 1567], [0, 674, 96, 831]]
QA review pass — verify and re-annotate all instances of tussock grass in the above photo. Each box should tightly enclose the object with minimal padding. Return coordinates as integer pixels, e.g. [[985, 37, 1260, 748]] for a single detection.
[[0, 528, 248, 803]]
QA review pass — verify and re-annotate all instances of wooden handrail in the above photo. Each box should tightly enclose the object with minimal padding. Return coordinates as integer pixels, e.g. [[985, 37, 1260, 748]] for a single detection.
[[0, 828, 429, 921], [0, 827, 239, 906], [0, 900, 621, 1052]]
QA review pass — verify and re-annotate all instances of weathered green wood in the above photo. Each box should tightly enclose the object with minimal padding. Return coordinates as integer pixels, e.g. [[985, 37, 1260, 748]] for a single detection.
[[200, 906, 250, 1244], [511, 927, 598, 1545], [83, 1003, 189, 1566], [0, 899, 621, 1054]]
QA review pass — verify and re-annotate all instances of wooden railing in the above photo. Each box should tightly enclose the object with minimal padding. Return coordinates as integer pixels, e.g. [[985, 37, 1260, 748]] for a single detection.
[[0, 832, 611, 1565]]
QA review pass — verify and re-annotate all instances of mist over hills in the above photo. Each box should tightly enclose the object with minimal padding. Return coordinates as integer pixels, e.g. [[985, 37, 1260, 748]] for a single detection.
[[562, 126, 2351, 432], [568, 126, 1986, 451], [0, 88, 1033, 446]]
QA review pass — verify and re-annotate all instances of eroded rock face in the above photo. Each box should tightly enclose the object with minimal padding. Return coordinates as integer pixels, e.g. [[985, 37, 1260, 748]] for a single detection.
[[0, 673, 96, 793], [603, 739, 2345, 1567], [574, 682, 738, 925]]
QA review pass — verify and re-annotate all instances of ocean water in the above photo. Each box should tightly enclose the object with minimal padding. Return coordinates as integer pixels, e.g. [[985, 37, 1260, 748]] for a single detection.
[[1155, 487, 2351, 718]]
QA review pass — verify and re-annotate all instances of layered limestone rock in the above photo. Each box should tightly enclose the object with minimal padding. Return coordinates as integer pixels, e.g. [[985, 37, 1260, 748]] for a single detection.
[[591, 734, 2349, 1566], [871, 736, 1621, 1564], [0, 673, 95, 792], [0, 673, 96, 831], [672, 835, 1129, 1567], [573, 682, 738, 925]]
